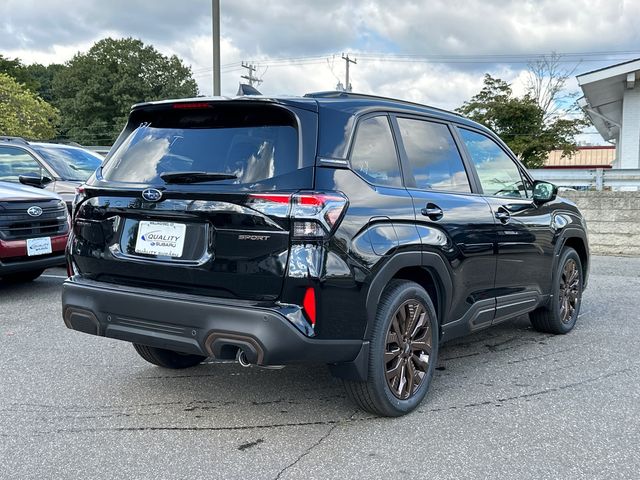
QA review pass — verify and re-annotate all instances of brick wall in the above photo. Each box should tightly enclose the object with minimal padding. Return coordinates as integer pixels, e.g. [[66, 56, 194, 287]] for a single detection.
[[562, 191, 640, 256]]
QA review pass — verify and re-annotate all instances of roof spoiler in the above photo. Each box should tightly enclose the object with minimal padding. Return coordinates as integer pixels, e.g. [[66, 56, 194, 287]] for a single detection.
[[0, 136, 29, 145], [237, 84, 262, 96]]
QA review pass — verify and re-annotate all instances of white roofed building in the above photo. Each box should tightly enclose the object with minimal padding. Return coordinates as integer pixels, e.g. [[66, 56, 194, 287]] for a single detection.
[[577, 58, 640, 169]]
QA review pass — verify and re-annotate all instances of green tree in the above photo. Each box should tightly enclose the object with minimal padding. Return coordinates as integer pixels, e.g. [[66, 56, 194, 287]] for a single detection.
[[52, 37, 199, 145], [25, 63, 65, 103], [456, 74, 585, 169], [0, 55, 40, 92], [0, 55, 65, 102], [0, 73, 60, 139]]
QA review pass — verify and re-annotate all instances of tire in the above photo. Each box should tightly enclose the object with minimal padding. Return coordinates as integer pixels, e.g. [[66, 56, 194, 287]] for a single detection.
[[132, 344, 207, 369], [1, 269, 44, 283], [530, 247, 583, 334], [343, 280, 439, 417]]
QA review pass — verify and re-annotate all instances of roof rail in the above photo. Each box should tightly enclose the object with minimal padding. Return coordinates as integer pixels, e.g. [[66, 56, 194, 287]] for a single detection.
[[304, 91, 463, 118], [0, 136, 29, 145]]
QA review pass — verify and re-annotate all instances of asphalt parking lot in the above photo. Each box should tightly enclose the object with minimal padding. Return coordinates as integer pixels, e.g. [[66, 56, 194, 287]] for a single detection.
[[1, 256, 639, 480]]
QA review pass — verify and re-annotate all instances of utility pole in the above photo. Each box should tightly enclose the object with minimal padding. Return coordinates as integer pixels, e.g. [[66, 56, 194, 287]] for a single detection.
[[212, 0, 221, 95], [241, 62, 262, 87], [341, 53, 357, 92]]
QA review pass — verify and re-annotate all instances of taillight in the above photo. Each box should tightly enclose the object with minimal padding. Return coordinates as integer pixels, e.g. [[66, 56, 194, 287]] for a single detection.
[[246, 193, 291, 218], [291, 192, 348, 239], [72, 185, 87, 219], [302, 287, 316, 326], [247, 191, 348, 239]]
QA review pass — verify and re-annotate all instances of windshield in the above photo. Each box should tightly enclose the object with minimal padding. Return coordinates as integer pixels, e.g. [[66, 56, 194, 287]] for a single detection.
[[33, 145, 102, 181], [101, 104, 299, 186]]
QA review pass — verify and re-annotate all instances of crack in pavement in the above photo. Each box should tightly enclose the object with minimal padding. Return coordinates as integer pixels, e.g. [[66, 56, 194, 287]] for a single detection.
[[32, 416, 371, 436], [274, 410, 358, 480], [441, 351, 480, 361], [423, 367, 634, 413], [12, 367, 634, 436], [497, 367, 633, 402], [506, 345, 579, 364]]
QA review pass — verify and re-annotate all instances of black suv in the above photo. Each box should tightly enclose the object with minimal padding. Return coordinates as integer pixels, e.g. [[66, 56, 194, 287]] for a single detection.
[[62, 92, 589, 416]]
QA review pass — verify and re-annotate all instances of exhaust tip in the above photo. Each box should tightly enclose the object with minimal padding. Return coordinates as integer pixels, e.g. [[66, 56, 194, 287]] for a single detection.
[[237, 350, 252, 367]]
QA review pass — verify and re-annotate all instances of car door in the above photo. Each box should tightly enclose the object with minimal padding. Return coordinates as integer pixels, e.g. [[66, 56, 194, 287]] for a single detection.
[[391, 115, 497, 332], [455, 127, 555, 323]]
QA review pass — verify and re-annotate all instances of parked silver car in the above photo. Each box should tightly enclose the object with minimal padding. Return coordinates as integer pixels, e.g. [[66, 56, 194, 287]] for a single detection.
[[0, 137, 103, 210]]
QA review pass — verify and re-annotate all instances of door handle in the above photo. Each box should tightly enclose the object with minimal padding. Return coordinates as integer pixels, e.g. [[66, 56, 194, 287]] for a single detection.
[[421, 203, 443, 221], [495, 207, 511, 224]]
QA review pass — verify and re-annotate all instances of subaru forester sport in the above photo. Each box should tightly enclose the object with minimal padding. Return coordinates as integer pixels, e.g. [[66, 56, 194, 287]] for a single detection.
[[62, 91, 589, 416]]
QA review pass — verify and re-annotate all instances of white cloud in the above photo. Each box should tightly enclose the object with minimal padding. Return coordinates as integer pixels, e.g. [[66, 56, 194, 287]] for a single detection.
[[2, 0, 639, 145]]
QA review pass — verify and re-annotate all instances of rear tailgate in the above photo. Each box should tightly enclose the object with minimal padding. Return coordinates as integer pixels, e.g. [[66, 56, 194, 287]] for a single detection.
[[71, 101, 317, 301]]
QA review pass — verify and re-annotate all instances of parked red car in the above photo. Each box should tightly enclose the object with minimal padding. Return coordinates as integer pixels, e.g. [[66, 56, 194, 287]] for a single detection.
[[0, 181, 69, 282]]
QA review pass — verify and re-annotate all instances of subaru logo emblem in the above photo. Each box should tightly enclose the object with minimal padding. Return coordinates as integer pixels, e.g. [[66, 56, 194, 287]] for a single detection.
[[27, 206, 43, 217], [142, 188, 162, 202]]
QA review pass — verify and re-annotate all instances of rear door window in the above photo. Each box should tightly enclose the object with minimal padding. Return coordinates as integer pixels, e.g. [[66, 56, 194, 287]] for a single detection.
[[396, 118, 471, 193], [101, 104, 299, 187], [350, 116, 402, 187]]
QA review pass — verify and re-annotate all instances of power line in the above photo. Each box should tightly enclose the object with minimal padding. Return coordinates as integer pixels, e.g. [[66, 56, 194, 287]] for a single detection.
[[187, 49, 640, 76]]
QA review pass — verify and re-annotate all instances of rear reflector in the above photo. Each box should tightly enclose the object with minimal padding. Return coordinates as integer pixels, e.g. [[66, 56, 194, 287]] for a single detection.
[[302, 287, 316, 326]]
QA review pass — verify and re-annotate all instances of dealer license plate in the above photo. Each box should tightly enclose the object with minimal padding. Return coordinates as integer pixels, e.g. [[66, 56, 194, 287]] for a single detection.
[[26, 237, 52, 256], [135, 221, 186, 258]]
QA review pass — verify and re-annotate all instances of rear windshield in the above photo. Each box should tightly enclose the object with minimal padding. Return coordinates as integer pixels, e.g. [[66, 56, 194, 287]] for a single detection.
[[101, 103, 299, 186]]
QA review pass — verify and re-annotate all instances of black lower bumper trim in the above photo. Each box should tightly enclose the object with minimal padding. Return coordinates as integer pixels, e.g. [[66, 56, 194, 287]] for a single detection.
[[62, 278, 363, 366], [1, 253, 65, 275]]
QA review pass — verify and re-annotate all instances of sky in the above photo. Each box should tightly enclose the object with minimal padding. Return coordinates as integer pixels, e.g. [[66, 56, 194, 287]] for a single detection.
[[2, 0, 640, 144]]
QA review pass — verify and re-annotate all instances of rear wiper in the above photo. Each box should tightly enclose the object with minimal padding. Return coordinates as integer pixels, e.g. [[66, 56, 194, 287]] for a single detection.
[[160, 171, 238, 184]]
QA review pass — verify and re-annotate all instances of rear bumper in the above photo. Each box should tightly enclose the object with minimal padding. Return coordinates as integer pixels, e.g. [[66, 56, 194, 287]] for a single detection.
[[62, 278, 363, 366]]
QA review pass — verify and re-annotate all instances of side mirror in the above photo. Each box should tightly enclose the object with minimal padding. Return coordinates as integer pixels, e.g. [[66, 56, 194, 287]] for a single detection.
[[18, 174, 52, 189], [532, 180, 557, 204]]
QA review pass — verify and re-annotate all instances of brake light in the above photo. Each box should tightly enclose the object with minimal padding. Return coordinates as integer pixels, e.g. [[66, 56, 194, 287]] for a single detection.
[[302, 287, 316, 326], [172, 102, 212, 109]]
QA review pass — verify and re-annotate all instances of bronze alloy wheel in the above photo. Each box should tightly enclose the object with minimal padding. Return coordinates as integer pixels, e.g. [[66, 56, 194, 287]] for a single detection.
[[385, 299, 432, 399], [559, 258, 580, 324]]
